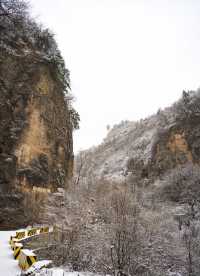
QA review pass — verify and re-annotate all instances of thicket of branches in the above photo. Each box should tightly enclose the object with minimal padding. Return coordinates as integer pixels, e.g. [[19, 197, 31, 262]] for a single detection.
[[160, 163, 200, 276], [66, 152, 200, 276], [0, 0, 28, 19]]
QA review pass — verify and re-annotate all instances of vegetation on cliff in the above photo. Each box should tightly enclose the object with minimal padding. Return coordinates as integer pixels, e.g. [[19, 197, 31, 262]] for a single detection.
[[2, 2, 200, 276], [0, 0, 79, 229], [69, 90, 200, 276]]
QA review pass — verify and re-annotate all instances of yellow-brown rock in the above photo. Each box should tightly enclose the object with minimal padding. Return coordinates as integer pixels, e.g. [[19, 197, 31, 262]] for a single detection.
[[0, 12, 75, 229]]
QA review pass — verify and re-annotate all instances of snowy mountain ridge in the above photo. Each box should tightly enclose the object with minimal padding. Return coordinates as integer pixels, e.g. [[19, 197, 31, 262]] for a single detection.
[[75, 89, 200, 184]]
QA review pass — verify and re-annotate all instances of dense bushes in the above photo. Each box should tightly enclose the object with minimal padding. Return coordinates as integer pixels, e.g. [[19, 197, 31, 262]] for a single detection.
[[173, 90, 200, 123], [161, 163, 200, 207]]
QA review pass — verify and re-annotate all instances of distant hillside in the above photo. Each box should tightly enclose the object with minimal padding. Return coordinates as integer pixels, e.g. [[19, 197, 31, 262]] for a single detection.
[[72, 90, 200, 276], [75, 90, 200, 184]]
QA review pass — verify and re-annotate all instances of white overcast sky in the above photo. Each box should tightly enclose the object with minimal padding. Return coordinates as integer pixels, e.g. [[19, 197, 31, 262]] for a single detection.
[[29, 0, 200, 152]]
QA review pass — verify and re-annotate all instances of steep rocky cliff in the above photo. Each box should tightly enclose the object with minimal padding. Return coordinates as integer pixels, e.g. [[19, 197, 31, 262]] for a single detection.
[[0, 2, 75, 229]]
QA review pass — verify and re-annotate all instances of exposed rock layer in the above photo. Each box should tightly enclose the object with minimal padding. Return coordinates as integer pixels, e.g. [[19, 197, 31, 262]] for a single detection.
[[76, 91, 200, 184], [0, 15, 73, 229]]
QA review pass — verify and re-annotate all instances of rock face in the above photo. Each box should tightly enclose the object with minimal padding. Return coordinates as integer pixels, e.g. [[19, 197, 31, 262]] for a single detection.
[[73, 91, 200, 276], [76, 90, 200, 185], [0, 10, 74, 229]]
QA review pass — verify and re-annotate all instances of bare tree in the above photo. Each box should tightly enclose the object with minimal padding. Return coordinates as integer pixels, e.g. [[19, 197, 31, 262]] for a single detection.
[[109, 190, 141, 276], [74, 151, 85, 186], [161, 163, 200, 275], [0, 0, 28, 18], [161, 163, 200, 217], [181, 220, 200, 276]]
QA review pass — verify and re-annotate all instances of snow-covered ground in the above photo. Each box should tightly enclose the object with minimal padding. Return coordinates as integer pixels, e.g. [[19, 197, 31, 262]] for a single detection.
[[0, 231, 21, 276], [35, 269, 100, 276], [0, 231, 98, 276]]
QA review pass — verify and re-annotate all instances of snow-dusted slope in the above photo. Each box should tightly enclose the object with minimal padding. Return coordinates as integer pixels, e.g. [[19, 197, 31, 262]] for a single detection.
[[76, 116, 162, 182], [76, 91, 200, 184], [0, 231, 21, 276]]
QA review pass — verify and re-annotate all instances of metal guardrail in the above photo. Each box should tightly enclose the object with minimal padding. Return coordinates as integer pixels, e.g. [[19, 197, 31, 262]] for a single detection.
[[9, 225, 53, 271]]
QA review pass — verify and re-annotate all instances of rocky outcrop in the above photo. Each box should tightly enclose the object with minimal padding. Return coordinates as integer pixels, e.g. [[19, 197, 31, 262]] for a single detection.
[[0, 8, 74, 229], [75, 90, 200, 185]]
